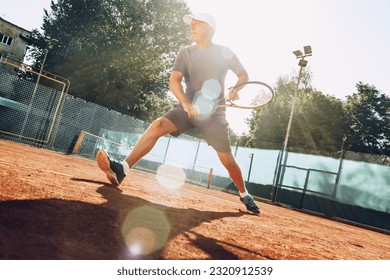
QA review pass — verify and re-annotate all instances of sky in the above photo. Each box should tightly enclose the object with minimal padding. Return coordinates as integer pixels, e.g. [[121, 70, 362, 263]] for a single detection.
[[1, 0, 389, 134]]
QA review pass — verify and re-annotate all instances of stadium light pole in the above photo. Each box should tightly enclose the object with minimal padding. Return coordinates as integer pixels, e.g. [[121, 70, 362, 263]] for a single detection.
[[283, 45, 312, 154], [272, 45, 312, 202]]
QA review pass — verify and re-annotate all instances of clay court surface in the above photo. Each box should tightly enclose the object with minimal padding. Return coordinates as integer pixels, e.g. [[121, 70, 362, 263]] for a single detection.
[[0, 139, 389, 260]]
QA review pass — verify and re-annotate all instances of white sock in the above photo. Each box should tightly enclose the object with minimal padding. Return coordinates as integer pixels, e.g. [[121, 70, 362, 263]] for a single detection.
[[239, 190, 249, 198], [121, 160, 130, 174]]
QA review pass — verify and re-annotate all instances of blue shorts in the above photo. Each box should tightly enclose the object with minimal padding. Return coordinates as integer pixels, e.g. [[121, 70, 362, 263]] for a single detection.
[[163, 105, 231, 153]]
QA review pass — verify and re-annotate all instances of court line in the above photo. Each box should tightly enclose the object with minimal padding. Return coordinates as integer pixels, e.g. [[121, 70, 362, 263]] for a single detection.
[[0, 158, 74, 177]]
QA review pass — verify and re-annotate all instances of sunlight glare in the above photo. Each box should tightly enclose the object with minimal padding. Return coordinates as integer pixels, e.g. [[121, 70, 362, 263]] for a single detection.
[[192, 79, 221, 119], [124, 227, 155, 257], [156, 164, 187, 190], [121, 206, 171, 257]]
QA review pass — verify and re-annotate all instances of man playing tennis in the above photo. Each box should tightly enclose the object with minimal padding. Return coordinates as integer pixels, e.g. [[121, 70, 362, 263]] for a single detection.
[[97, 13, 260, 214]]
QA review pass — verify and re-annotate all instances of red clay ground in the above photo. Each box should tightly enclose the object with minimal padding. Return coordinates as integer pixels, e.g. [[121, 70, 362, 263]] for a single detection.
[[0, 139, 389, 260]]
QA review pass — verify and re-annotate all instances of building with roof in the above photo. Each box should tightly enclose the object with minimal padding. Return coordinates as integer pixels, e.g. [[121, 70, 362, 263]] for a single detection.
[[0, 17, 31, 72]]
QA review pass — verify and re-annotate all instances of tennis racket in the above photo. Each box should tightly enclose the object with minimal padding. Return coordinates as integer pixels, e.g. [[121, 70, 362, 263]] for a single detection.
[[218, 81, 274, 109]]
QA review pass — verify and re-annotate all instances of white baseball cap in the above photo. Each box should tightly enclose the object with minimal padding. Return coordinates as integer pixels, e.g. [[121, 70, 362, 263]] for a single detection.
[[183, 13, 216, 32]]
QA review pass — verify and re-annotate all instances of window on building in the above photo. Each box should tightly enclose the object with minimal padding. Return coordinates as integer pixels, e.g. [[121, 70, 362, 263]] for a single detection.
[[0, 33, 13, 46]]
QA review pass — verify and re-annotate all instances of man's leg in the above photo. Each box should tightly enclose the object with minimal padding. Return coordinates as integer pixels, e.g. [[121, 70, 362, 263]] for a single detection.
[[124, 117, 178, 168], [216, 151, 260, 214], [97, 117, 178, 185], [216, 151, 246, 193]]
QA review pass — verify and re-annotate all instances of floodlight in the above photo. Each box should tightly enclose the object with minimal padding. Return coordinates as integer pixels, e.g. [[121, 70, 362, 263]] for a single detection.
[[298, 59, 308, 67], [304, 45, 312, 55], [293, 50, 303, 58]]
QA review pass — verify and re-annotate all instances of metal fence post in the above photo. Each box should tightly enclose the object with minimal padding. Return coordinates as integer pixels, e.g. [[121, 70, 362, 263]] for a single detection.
[[162, 136, 171, 164], [334, 136, 347, 199], [207, 168, 213, 189], [247, 153, 254, 182], [330, 136, 347, 216], [272, 146, 284, 202], [192, 138, 201, 170], [299, 169, 311, 209]]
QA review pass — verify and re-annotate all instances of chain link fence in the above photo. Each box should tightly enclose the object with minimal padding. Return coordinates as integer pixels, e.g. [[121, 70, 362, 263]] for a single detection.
[[0, 55, 68, 146], [1, 57, 389, 231]]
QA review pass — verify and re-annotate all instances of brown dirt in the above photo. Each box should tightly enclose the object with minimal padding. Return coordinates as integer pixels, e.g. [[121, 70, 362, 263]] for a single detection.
[[0, 139, 389, 260]]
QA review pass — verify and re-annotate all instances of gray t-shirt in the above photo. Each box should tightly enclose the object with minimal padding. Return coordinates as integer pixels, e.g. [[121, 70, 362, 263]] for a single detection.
[[172, 43, 246, 104]]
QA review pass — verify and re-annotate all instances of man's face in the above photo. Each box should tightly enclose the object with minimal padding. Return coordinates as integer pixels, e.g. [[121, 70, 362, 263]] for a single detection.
[[190, 19, 212, 43]]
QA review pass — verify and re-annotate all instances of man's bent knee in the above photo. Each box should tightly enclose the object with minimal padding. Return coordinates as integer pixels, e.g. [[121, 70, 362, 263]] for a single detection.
[[148, 118, 177, 136]]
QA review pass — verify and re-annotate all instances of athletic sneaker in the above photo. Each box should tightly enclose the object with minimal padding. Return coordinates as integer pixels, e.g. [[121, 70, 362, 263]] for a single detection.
[[240, 195, 260, 214], [96, 149, 126, 186]]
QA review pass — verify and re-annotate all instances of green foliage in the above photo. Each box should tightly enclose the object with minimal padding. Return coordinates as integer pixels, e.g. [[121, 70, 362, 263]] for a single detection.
[[246, 71, 349, 155], [29, 0, 191, 121], [246, 70, 389, 157], [345, 82, 389, 155], [293, 91, 348, 153]]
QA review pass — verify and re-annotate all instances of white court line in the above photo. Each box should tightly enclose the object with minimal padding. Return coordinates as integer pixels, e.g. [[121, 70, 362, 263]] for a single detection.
[[0, 158, 74, 177]]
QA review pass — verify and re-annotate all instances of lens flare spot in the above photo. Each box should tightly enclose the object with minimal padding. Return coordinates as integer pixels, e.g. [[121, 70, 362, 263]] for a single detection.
[[128, 243, 142, 256], [156, 164, 186, 190], [121, 206, 171, 257], [191, 79, 222, 118], [201, 79, 222, 100], [192, 93, 215, 118], [124, 227, 156, 256]]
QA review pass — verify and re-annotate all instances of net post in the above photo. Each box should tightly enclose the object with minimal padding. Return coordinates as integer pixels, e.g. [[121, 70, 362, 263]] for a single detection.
[[72, 130, 86, 154], [207, 168, 213, 189]]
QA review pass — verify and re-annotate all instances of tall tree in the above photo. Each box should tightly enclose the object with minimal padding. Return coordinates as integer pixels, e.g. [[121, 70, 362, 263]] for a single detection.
[[247, 71, 349, 154], [28, 0, 191, 121], [294, 91, 348, 154], [345, 82, 389, 155]]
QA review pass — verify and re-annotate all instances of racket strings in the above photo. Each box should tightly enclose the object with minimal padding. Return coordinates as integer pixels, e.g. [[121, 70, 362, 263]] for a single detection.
[[252, 90, 273, 105], [236, 85, 272, 107], [217, 81, 274, 109]]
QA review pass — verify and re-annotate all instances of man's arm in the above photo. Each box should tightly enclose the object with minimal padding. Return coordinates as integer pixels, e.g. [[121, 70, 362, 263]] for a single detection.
[[169, 70, 198, 118], [228, 70, 249, 100], [237, 70, 249, 85]]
